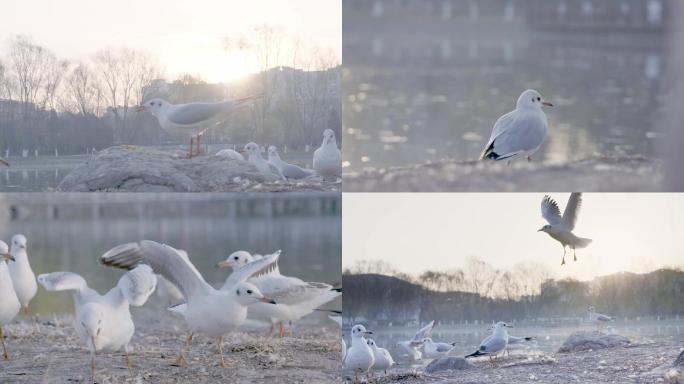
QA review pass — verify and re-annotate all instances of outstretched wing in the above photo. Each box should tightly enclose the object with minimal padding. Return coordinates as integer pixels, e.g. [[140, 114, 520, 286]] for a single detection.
[[411, 320, 435, 343], [117, 264, 158, 307], [561, 192, 582, 231], [541, 195, 562, 225], [38, 272, 88, 292], [221, 252, 280, 290], [100, 240, 212, 302]]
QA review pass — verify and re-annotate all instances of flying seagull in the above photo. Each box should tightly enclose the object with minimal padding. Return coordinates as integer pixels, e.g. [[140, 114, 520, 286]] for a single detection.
[[480, 89, 553, 162], [137, 95, 260, 158], [99, 240, 276, 368], [538, 192, 592, 265]]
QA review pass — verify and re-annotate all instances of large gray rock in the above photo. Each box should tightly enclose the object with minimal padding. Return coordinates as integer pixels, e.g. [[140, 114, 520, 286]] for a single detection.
[[424, 357, 472, 373], [558, 331, 630, 353], [57, 146, 338, 192], [675, 350, 684, 367]]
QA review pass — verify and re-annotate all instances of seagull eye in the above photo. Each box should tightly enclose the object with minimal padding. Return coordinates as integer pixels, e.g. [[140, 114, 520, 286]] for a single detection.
[[247, 290, 253, 294], [234, 256, 239, 260], [537, 97, 541, 101]]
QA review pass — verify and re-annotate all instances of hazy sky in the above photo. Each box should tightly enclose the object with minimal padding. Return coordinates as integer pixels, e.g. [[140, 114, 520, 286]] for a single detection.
[[0, 0, 341, 83], [343, 193, 684, 281]]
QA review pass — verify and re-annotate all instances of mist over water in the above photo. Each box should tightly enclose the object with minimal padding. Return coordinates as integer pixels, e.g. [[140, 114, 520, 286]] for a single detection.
[[343, 1, 665, 173]]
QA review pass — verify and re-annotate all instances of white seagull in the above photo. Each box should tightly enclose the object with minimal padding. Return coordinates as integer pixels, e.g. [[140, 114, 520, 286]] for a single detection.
[[422, 337, 456, 359], [37, 265, 157, 381], [313, 129, 341, 179], [397, 320, 433, 361], [99, 240, 277, 367], [480, 89, 553, 162], [267, 146, 315, 179], [328, 314, 346, 361], [215, 148, 245, 161], [538, 192, 592, 265], [7, 234, 37, 317], [137, 96, 260, 158], [465, 321, 513, 361], [217, 250, 341, 337], [243, 142, 285, 181], [367, 338, 395, 374], [0, 241, 19, 360], [587, 306, 614, 333], [345, 324, 375, 383]]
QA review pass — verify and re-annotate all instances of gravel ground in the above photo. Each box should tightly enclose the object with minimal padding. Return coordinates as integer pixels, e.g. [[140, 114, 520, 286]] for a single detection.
[[343, 340, 684, 384], [343, 155, 663, 192], [0, 308, 341, 384]]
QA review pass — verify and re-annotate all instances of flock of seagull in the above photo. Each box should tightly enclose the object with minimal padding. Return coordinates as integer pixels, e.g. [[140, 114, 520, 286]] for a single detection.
[[344, 304, 615, 383], [0, 236, 341, 382]]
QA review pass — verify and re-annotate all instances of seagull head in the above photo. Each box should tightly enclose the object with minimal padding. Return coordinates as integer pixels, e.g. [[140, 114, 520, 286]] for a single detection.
[[366, 338, 378, 349], [267, 145, 280, 161], [217, 250, 253, 269], [587, 306, 595, 313], [351, 324, 373, 339], [0, 241, 14, 262], [11, 234, 27, 252], [537, 224, 552, 233], [494, 321, 513, 330], [243, 142, 261, 159], [233, 282, 275, 305], [137, 98, 169, 117], [322, 129, 337, 146], [517, 89, 553, 110], [421, 337, 433, 344]]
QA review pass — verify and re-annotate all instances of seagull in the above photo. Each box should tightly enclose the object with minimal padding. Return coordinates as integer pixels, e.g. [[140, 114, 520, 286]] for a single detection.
[[367, 338, 395, 374], [215, 148, 245, 161], [504, 335, 535, 356], [588, 306, 613, 333], [422, 337, 456, 359], [37, 265, 157, 382], [328, 315, 346, 361], [267, 146, 315, 179], [538, 192, 592, 265], [137, 96, 260, 158], [0, 241, 19, 360], [480, 89, 553, 162], [217, 250, 341, 337], [313, 129, 341, 179], [345, 324, 375, 383], [465, 321, 513, 361], [7, 234, 37, 317], [243, 142, 285, 181], [397, 320, 433, 361], [99, 240, 277, 368]]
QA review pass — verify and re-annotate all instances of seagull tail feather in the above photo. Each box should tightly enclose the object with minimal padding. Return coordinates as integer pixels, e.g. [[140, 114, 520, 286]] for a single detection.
[[576, 237, 592, 248]]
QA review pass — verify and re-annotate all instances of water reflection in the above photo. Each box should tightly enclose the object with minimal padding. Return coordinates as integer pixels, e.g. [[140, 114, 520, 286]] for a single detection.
[[0, 193, 341, 316], [343, 0, 666, 172]]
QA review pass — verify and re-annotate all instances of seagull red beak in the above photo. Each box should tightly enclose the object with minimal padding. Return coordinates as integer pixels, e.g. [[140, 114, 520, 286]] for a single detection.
[[136, 105, 146, 112], [542, 101, 553, 107], [0, 158, 9, 167]]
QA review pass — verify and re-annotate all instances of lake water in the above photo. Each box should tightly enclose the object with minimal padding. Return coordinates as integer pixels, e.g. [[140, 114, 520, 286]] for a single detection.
[[343, 2, 666, 173], [0, 193, 341, 318], [347, 318, 684, 367]]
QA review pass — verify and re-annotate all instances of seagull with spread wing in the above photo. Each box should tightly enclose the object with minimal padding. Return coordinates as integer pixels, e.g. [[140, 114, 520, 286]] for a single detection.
[[99, 240, 276, 368], [37, 265, 157, 382], [538, 192, 592, 265]]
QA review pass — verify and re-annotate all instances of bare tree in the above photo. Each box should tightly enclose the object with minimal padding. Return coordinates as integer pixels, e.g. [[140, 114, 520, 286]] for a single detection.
[[8, 36, 51, 121], [63, 63, 101, 115]]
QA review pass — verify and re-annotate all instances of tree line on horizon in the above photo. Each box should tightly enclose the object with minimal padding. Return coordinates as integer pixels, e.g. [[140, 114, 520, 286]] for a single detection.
[[0, 30, 340, 156], [343, 258, 684, 324]]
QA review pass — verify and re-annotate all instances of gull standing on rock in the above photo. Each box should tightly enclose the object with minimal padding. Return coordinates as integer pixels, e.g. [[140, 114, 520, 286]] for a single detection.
[[345, 324, 375, 383], [480, 89, 553, 162], [588, 306, 614, 333], [8, 235, 37, 317], [217, 250, 341, 337], [538, 192, 592, 265], [422, 337, 456, 358], [99, 241, 277, 367], [0, 241, 19, 360], [267, 146, 316, 179], [367, 338, 395, 374], [398, 320, 433, 361], [244, 142, 285, 181], [37, 265, 157, 381], [137, 96, 260, 158], [465, 321, 513, 361], [313, 129, 341, 179]]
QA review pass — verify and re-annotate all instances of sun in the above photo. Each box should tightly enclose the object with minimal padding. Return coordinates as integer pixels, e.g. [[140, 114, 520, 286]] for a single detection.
[[203, 53, 255, 84]]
